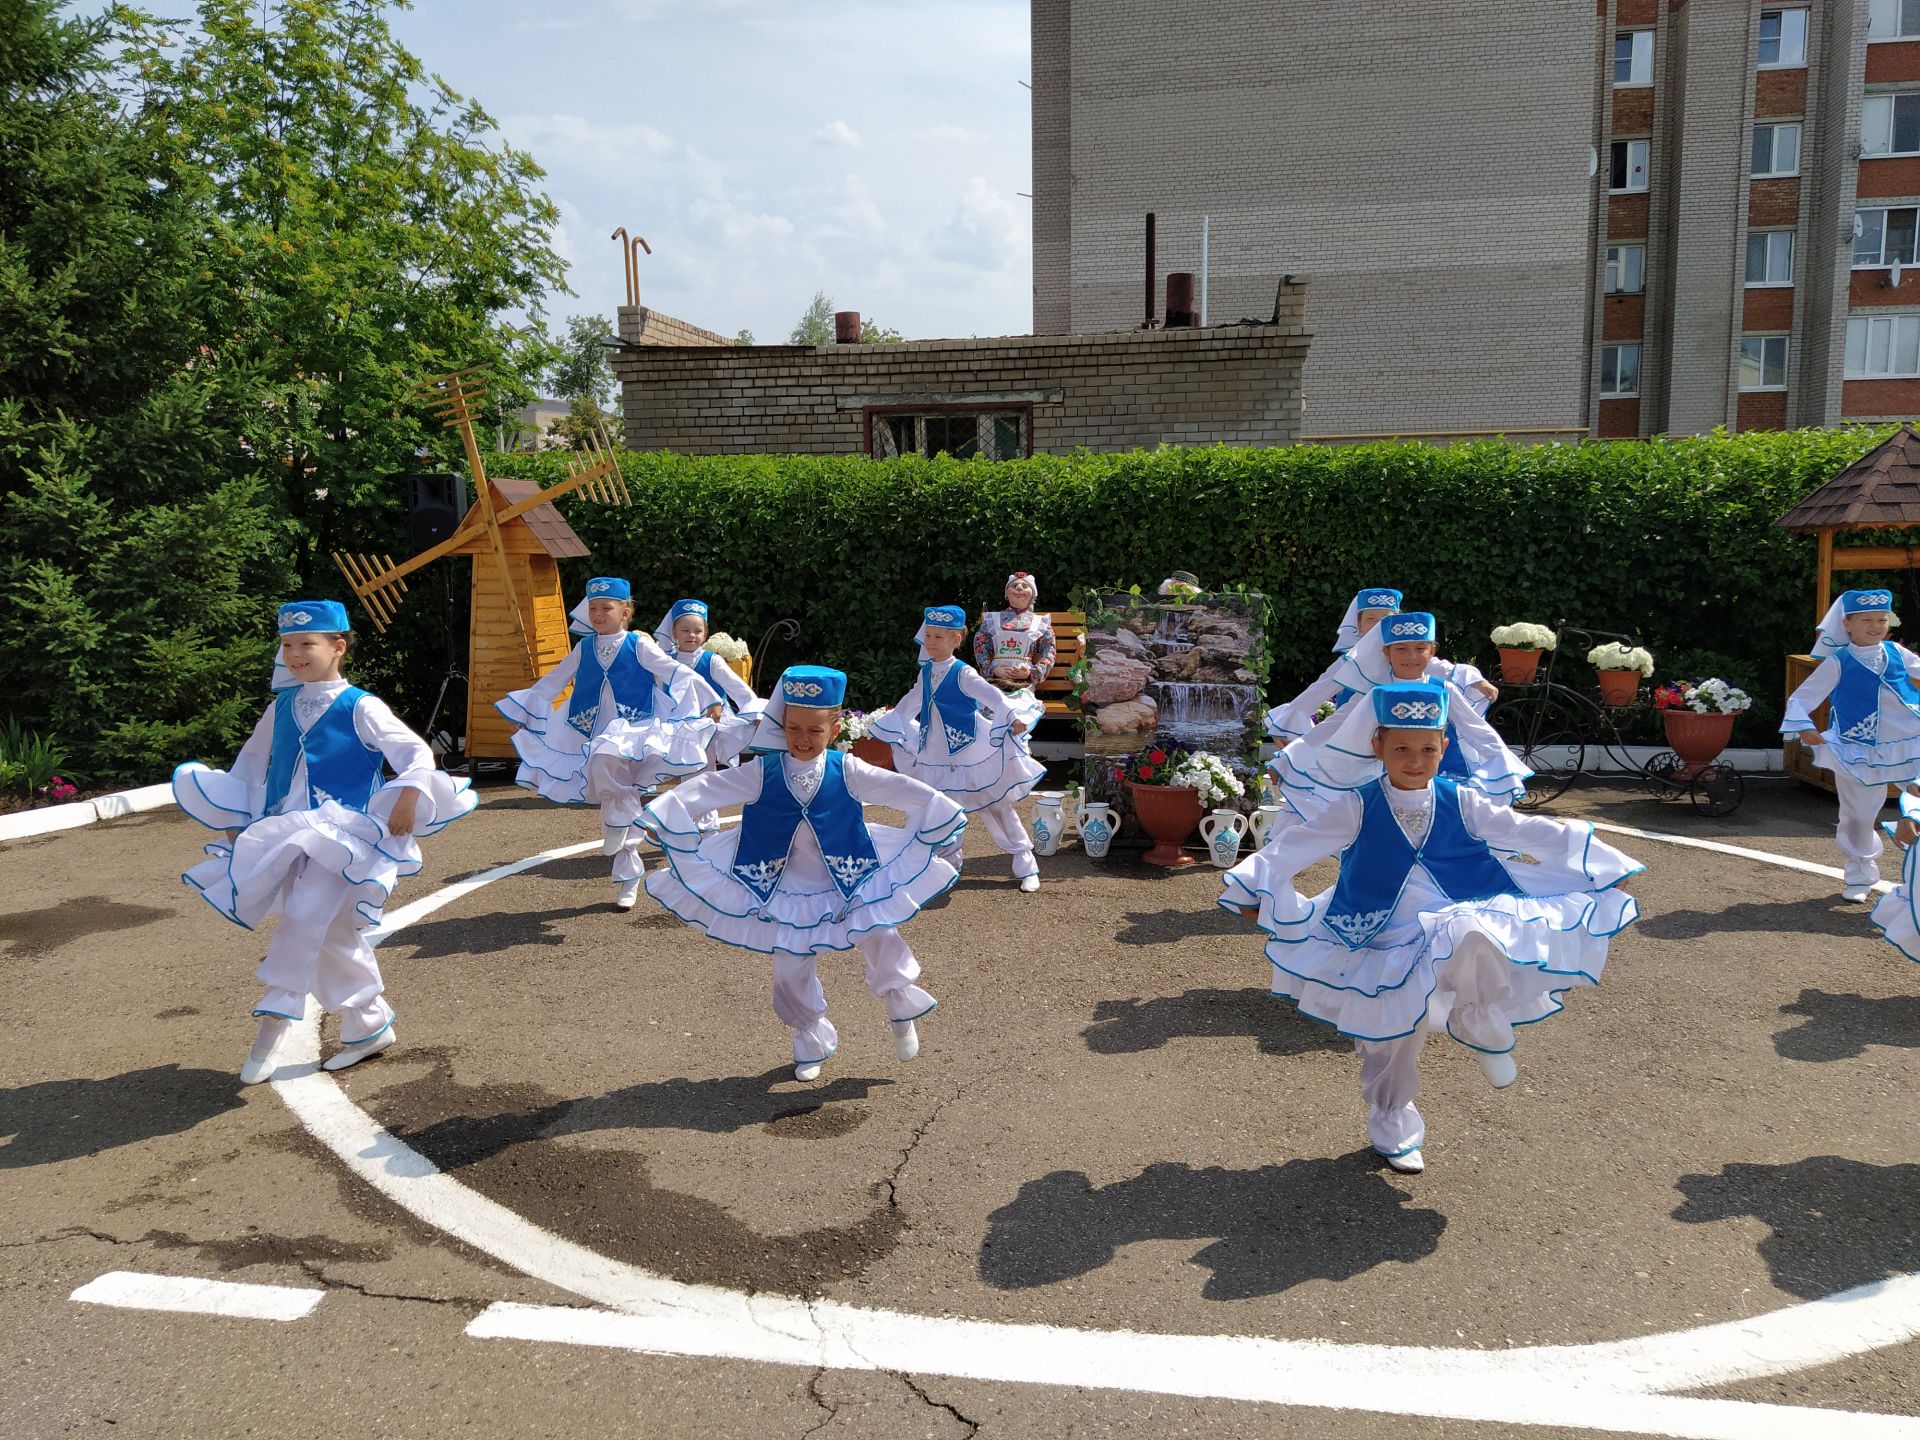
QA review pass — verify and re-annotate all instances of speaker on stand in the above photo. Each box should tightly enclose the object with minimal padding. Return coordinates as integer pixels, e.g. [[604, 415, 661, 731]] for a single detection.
[[398, 472, 469, 770]]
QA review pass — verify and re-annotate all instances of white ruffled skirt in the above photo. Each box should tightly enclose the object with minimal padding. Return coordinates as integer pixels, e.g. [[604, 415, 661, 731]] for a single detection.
[[1808, 729, 1920, 787], [637, 789, 966, 956], [498, 687, 717, 805], [1218, 856, 1636, 1045], [1872, 837, 1920, 963], [870, 710, 1045, 813], [173, 763, 476, 931]]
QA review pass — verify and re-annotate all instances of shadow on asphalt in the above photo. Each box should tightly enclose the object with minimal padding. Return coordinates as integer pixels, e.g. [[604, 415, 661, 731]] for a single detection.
[[1109, 906, 1251, 946], [1772, 988, 1920, 1062], [978, 1157, 1445, 1300], [0, 896, 172, 956], [1672, 1156, 1920, 1298], [1635, 897, 1874, 941], [0, 1065, 244, 1167], [1081, 986, 1349, 1058], [392, 901, 610, 958]]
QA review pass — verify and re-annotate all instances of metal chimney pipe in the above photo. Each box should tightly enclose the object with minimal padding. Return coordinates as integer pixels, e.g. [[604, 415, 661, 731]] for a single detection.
[[1144, 212, 1157, 327], [1166, 272, 1197, 327], [834, 310, 861, 344]]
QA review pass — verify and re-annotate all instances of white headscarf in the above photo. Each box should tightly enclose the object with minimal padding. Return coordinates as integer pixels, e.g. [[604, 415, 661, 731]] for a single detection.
[[653, 598, 710, 650], [269, 645, 296, 691], [568, 597, 593, 637], [1274, 677, 1529, 803], [1333, 587, 1404, 654], [1814, 595, 1902, 658], [1328, 620, 1400, 691], [1004, 571, 1039, 609], [915, 605, 969, 663]]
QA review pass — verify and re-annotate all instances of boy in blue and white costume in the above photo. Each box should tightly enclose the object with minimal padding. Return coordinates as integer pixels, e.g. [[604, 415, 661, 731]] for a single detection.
[[1262, 586, 1402, 745], [1871, 786, 1920, 960], [1784, 588, 1920, 901], [654, 597, 764, 768], [638, 666, 964, 1081], [1222, 682, 1639, 1173], [871, 605, 1048, 892], [174, 601, 477, 1083], [1273, 612, 1524, 819], [497, 577, 720, 910]]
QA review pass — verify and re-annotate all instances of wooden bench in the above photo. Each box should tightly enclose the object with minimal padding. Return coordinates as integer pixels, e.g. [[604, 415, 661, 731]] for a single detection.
[[1036, 611, 1084, 720]]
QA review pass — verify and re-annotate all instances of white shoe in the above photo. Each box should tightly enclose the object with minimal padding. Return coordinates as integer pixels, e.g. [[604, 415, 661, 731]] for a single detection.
[[793, 1060, 824, 1082], [601, 826, 630, 857], [323, 1025, 395, 1073], [614, 878, 642, 911], [1477, 1050, 1518, 1088], [892, 1019, 920, 1062], [1382, 1147, 1425, 1174], [240, 1016, 295, 1085], [1017, 874, 1039, 893], [1842, 881, 1873, 902]]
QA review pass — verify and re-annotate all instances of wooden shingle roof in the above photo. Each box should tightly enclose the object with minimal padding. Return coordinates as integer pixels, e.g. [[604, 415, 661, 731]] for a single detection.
[[448, 478, 590, 558], [1777, 425, 1920, 532]]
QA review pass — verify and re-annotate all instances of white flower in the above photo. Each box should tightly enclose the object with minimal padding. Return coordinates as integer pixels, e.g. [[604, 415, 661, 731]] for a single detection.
[[1681, 677, 1752, 714], [1587, 643, 1654, 676], [1163, 750, 1247, 809], [1491, 622, 1558, 651], [703, 632, 750, 661]]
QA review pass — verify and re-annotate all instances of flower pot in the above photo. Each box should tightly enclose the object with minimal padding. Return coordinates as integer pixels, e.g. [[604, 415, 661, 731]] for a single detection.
[[1662, 709, 1735, 768], [1596, 668, 1641, 706], [1127, 781, 1203, 868], [851, 736, 895, 770], [1497, 647, 1541, 685]]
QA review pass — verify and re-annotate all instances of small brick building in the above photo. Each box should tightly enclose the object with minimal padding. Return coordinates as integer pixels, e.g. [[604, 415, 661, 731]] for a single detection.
[[609, 284, 1309, 458]]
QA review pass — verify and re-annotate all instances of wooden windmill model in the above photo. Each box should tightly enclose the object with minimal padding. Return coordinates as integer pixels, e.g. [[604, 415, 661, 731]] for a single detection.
[[332, 366, 630, 761]]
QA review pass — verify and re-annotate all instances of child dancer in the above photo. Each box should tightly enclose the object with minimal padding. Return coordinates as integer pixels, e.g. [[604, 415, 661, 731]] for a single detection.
[[1871, 786, 1920, 959], [871, 604, 1047, 892], [174, 601, 477, 1082], [654, 597, 764, 769], [1783, 588, 1920, 902], [497, 576, 719, 910], [1222, 682, 1640, 1172], [636, 666, 964, 1080], [1263, 585, 1402, 745], [975, 571, 1056, 701]]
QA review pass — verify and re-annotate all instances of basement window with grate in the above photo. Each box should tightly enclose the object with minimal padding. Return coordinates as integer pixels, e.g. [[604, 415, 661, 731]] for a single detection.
[[869, 410, 1028, 460]]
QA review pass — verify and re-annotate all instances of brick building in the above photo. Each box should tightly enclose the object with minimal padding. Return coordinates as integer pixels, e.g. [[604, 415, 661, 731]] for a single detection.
[[1032, 0, 1920, 437]]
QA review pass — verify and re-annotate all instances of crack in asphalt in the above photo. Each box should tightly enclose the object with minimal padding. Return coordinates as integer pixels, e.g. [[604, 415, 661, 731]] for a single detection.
[[881, 1092, 955, 1216], [799, 1366, 836, 1437], [891, 1370, 982, 1436]]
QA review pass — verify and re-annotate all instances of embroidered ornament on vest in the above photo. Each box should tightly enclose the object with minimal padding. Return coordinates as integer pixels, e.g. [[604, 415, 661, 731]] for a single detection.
[[732, 856, 787, 898], [1841, 712, 1881, 744], [943, 721, 976, 752], [568, 704, 599, 737], [1322, 907, 1395, 947], [823, 852, 880, 891]]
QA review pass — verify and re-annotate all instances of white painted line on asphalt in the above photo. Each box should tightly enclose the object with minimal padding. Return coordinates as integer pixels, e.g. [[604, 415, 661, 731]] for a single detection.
[[1590, 821, 1898, 894], [70, 1271, 324, 1322], [267, 823, 1920, 1438], [364, 839, 602, 947]]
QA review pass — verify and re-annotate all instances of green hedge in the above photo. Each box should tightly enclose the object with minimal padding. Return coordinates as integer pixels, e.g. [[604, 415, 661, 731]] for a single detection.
[[489, 427, 1899, 747]]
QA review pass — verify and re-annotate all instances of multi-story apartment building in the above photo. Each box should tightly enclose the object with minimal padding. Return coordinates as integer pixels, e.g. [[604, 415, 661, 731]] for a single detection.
[[1032, 0, 1920, 438]]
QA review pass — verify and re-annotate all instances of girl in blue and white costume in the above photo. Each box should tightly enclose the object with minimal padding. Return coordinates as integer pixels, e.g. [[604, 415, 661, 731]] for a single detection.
[[1783, 588, 1920, 901], [1222, 682, 1640, 1173], [497, 576, 719, 911], [870, 604, 1048, 892], [654, 597, 764, 769], [1262, 585, 1402, 746], [174, 601, 476, 1083], [1871, 786, 1920, 960], [637, 666, 964, 1081], [1272, 611, 1523, 819]]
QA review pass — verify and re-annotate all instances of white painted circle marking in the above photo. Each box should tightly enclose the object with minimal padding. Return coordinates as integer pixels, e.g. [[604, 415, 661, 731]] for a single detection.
[[264, 824, 1920, 1436]]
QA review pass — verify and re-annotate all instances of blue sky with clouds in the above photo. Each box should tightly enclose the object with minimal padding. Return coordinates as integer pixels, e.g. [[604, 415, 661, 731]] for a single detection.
[[385, 0, 1034, 343]]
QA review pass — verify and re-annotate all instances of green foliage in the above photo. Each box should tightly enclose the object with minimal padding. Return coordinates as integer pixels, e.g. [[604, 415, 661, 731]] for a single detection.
[[0, 718, 70, 795], [787, 291, 905, 344], [548, 313, 616, 407], [491, 428, 1893, 745], [732, 328, 755, 345]]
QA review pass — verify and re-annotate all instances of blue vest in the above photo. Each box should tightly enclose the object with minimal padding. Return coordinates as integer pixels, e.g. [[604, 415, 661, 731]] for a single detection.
[[1331, 686, 1357, 710], [1322, 779, 1521, 950], [730, 751, 882, 904], [263, 687, 383, 815], [919, 661, 980, 754], [1438, 721, 1472, 779], [1830, 644, 1920, 744], [689, 650, 734, 713], [568, 634, 662, 736]]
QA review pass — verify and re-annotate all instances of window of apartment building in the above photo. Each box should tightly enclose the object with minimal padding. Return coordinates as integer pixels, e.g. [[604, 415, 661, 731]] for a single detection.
[[1751, 121, 1801, 176], [1863, 93, 1920, 156], [1745, 230, 1795, 286], [1869, 0, 1920, 40], [1846, 313, 1920, 376], [1609, 139, 1650, 193], [1757, 9, 1808, 67], [1600, 343, 1641, 397], [1604, 243, 1646, 294], [868, 408, 1028, 460], [1855, 207, 1920, 267], [1613, 30, 1654, 85], [1738, 335, 1790, 390]]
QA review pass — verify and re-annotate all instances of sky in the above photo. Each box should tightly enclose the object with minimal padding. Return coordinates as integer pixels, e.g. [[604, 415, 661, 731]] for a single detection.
[[385, 0, 1035, 344]]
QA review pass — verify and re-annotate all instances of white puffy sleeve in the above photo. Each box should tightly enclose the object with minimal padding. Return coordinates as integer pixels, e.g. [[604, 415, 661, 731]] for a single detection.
[[172, 705, 277, 830], [1217, 791, 1361, 936], [639, 760, 765, 846], [353, 695, 476, 838], [497, 643, 581, 728], [1457, 786, 1642, 893], [844, 754, 967, 846], [703, 655, 762, 711], [1781, 658, 1840, 734]]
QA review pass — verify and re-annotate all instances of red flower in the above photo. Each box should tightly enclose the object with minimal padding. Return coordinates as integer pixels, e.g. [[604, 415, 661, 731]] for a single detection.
[[1137, 764, 1156, 779], [1148, 748, 1168, 764]]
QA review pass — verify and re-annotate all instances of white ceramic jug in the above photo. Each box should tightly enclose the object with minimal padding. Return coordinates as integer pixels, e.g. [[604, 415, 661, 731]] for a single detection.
[[1076, 800, 1117, 860], [1250, 804, 1288, 850], [1199, 809, 1249, 868], [1031, 791, 1066, 857]]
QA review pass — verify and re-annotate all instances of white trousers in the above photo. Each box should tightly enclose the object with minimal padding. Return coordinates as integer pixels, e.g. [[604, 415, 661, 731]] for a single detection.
[[1832, 769, 1889, 880], [600, 799, 647, 884], [974, 798, 1038, 878], [254, 860, 392, 1042], [769, 927, 936, 1064]]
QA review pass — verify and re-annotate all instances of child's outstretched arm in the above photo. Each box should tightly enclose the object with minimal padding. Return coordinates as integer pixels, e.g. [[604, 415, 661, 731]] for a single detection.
[[1781, 657, 1840, 745]]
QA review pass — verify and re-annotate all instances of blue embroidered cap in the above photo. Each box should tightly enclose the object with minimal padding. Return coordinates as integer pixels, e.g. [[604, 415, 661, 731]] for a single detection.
[[779, 665, 847, 707], [669, 598, 709, 623], [278, 600, 352, 634], [1379, 611, 1437, 644], [585, 577, 632, 602], [1842, 589, 1894, 615], [922, 605, 967, 630], [1372, 681, 1449, 731], [1356, 587, 1403, 613]]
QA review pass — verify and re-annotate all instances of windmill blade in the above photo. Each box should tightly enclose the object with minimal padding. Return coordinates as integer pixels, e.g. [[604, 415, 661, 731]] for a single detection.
[[332, 550, 411, 633]]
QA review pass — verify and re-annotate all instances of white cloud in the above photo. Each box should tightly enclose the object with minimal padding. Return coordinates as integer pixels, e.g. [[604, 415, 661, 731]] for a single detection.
[[814, 119, 864, 148], [930, 175, 1022, 271], [914, 123, 984, 143], [502, 113, 677, 163]]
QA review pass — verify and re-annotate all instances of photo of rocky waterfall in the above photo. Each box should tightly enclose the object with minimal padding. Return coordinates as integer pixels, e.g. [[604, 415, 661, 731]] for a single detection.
[[1080, 591, 1265, 761]]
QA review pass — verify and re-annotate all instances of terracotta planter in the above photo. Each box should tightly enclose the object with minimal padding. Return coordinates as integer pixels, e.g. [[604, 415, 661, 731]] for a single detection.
[[1497, 647, 1541, 684], [851, 736, 895, 770], [1596, 668, 1641, 706], [1662, 709, 1735, 767], [1127, 781, 1203, 868]]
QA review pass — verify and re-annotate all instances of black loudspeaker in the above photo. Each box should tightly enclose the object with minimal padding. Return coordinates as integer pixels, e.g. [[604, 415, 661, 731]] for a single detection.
[[402, 472, 463, 554]]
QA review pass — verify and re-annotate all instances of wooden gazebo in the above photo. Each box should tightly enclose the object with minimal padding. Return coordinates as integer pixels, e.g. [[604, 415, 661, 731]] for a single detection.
[[1775, 424, 1920, 788]]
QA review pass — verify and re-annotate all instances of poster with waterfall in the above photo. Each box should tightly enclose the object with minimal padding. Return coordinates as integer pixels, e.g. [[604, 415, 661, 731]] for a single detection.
[[1078, 589, 1266, 830]]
